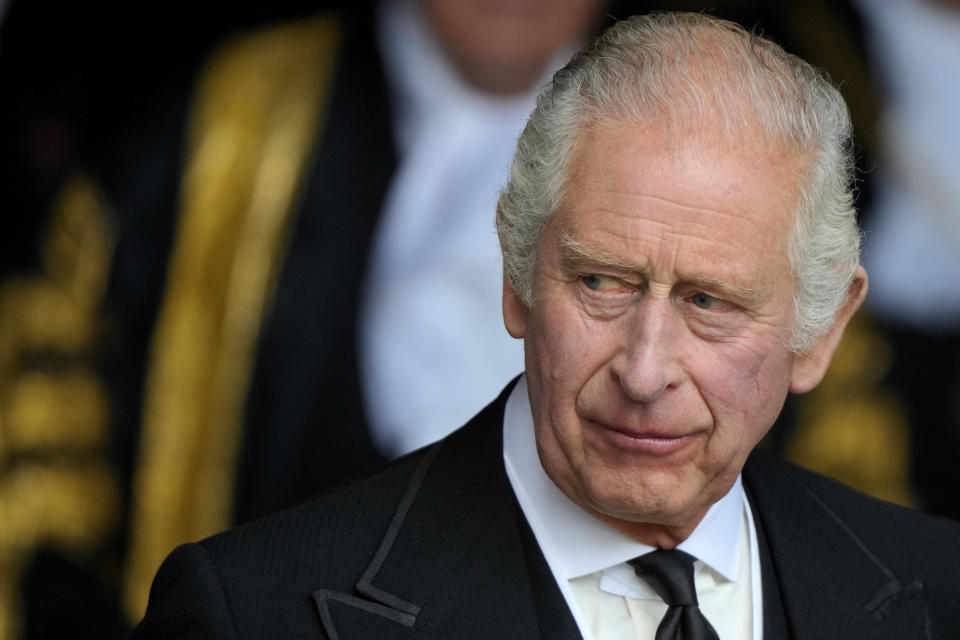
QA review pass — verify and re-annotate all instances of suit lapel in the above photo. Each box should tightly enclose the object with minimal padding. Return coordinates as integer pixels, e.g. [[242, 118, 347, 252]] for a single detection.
[[314, 384, 580, 640], [314, 395, 933, 639], [744, 452, 928, 639]]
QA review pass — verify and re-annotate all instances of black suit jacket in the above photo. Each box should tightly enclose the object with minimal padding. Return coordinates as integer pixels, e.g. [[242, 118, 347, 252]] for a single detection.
[[133, 383, 960, 639]]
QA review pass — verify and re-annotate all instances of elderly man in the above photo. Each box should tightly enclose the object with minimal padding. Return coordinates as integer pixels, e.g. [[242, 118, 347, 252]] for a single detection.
[[134, 12, 960, 639]]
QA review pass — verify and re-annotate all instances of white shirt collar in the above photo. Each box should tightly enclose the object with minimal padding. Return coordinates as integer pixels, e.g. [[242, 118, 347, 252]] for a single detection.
[[503, 375, 745, 586]]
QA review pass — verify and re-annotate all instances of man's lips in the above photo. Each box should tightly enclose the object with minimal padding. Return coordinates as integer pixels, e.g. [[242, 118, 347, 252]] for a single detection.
[[584, 418, 704, 455]]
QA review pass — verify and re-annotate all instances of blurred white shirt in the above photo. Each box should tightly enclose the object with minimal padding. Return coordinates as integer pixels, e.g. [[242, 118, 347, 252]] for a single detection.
[[362, 0, 575, 455], [855, 0, 960, 329]]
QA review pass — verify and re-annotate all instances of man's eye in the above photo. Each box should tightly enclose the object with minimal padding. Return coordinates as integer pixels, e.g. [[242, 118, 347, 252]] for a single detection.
[[691, 292, 720, 309], [582, 274, 621, 291]]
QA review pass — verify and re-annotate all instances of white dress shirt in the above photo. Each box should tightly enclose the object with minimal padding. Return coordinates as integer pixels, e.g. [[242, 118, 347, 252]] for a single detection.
[[361, 0, 577, 456], [503, 376, 763, 640]]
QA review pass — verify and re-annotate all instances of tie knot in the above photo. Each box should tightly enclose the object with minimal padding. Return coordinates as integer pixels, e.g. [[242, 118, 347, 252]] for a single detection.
[[628, 548, 699, 606]]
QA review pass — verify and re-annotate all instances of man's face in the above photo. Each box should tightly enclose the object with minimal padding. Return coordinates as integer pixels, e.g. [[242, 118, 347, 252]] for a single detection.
[[420, 0, 605, 94], [504, 121, 816, 543]]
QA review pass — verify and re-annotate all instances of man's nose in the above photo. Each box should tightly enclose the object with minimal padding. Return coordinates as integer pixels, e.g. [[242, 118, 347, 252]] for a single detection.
[[610, 296, 682, 403]]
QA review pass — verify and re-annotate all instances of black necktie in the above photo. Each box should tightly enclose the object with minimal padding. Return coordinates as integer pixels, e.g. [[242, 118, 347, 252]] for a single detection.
[[628, 549, 720, 640]]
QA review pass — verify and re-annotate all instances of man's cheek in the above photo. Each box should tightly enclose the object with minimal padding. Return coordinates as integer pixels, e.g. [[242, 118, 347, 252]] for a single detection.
[[547, 339, 595, 390], [710, 338, 781, 384]]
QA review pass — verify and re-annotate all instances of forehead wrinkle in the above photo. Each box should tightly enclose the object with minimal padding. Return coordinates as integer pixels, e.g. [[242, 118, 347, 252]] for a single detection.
[[576, 184, 777, 253], [607, 189, 744, 222]]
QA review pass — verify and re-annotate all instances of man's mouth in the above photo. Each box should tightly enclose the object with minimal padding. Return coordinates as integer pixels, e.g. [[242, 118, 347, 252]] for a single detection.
[[586, 418, 703, 456]]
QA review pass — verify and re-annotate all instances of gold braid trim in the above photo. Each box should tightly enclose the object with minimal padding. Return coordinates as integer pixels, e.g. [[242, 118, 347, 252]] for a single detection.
[[0, 173, 118, 640], [0, 174, 114, 363], [122, 16, 342, 622]]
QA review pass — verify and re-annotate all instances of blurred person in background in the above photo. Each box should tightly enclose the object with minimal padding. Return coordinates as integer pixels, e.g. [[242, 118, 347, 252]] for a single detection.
[[132, 12, 960, 638], [851, 0, 960, 519], [0, 0, 605, 636], [3, 0, 957, 637], [749, 0, 960, 524]]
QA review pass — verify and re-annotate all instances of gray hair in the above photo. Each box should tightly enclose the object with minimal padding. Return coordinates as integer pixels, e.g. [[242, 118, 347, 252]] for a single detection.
[[496, 12, 861, 352]]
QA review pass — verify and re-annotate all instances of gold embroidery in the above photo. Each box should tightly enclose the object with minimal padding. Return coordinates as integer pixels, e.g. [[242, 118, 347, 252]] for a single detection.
[[0, 173, 119, 640], [122, 16, 343, 622], [4, 371, 109, 453], [41, 173, 115, 310], [0, 460, 120, 639], [0, 459, 119, 550], [0, 277, 94, 356]]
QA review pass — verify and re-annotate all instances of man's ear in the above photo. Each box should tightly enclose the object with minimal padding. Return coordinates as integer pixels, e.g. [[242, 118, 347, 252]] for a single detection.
[[790, 265, 868, 393], [502, 272, 528, 339]]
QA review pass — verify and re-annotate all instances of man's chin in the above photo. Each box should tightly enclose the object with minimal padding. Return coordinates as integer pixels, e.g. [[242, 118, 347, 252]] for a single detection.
[[578, 476, 708, 529]]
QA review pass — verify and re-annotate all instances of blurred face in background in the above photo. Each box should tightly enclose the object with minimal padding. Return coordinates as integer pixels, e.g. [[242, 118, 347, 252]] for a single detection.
[[420, 0, 607, 94]]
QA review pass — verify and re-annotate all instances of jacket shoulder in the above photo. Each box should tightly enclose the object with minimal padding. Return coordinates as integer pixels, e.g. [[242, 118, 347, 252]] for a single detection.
[[136, 448, 430, 638], [198, 379, 515, 573], [746, 449, 960, 633], [205, 447, 428, 576], [749, 449, 960, 540]]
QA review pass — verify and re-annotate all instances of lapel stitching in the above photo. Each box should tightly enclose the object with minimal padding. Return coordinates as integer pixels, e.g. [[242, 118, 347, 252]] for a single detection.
[[313, 591, 416, 640], [313, 442, 442, 639], [798, 483, 928, 624], [867, 578, 924, 621]]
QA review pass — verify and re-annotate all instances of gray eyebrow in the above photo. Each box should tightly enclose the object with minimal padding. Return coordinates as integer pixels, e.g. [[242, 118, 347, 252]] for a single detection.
[[559, 231, 640, 272], [557, 230, 768, 308]]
